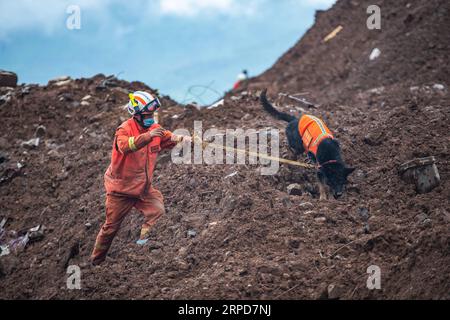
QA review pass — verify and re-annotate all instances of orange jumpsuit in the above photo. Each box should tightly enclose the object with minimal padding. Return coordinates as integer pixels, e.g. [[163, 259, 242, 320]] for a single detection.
[[91, 118, 177, 265], [298, 114, 334, 157]]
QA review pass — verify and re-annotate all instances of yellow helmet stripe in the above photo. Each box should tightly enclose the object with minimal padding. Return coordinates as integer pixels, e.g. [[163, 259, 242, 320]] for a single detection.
[[129, 93, 138, 107]]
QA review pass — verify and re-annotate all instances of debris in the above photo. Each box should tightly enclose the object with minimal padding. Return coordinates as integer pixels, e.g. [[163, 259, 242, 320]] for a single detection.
[[369, 48, 381, 60], [399, 156, 440, 193], [21, 137, 40, 149], [0, 225, 44, 256], [96, 75, 119, 90], [8, 233, 30, 253], [49, 76, 70, 83], [0, 91, 14, 105], [81, 101, 90, 106], [54, 79, 72, 87], [85, 222, 92, 229], [287, 183, 303, 196], [323, 25, 343, 42], [0, 70, 18, 87], [279, 92, 317, 108], [34, 125, 46, 138], [225, 171, 238, 179], [28, 225, 44, 243], [0, 245, 10, 256], [0, 165, 22, 184], [208, 99, 224, 109], [136, 238, 149, 245], [81, 95, 92, 101], [187, 230, 197, 238]]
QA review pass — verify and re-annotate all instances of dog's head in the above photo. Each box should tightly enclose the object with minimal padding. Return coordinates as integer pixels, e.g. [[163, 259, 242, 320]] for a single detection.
[[319, 162, 355, 199]]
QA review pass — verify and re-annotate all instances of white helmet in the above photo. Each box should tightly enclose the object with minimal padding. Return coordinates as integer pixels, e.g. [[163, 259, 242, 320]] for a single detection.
[[127, 91, 161, 115]]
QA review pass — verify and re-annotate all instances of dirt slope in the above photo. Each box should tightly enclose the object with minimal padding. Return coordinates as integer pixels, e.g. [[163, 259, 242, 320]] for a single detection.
[[0, 0, 449, 299]]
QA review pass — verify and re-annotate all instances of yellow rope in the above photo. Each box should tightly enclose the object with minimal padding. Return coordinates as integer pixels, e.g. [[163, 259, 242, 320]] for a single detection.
[[192, 135, 316, 169]]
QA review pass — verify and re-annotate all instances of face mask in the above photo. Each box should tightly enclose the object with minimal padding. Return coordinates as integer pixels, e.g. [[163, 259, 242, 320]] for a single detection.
[[143, 118, 155, 127]]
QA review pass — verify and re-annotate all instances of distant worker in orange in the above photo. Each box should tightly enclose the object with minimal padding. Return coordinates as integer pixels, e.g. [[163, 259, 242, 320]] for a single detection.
[[232, 69, 248, 90], [91, 91, 190, 265]]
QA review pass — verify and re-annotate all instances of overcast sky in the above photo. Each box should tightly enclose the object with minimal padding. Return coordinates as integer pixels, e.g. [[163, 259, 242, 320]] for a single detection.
[[0, 0, 335, 104]]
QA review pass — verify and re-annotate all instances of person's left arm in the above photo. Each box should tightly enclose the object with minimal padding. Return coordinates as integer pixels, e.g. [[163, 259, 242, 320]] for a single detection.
[[160, 129, 190, 150]]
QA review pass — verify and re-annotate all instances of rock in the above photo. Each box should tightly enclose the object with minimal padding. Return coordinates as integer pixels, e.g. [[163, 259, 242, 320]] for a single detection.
[[415, 213, 428, 224], [35, 125, 46, 138], [187, 229, 197, 238], [81, 101, 90, 106], [0, 91, 13, 105], [363, 131, 383, 146], [358, 207, 369, 221], [47, 149, 61, 158], [85, 222, 92, 229], [432, 84, 445, 91], [0, 151, 8, 164], [21, 138, 40, 149], [314, 217, 327, 223], [369, 48, 381, 61], [368, 86, 384, 94], [230, 96, 240, 101], [399, 157, 440, 193], [327, 284, 343, 299], [81, 95, 92, 101], [287, 183, 302, 196], [55, 79, 72, 87], [288, 238, 300, 249], [0, 70, 18, 87], [49, 76, 70, 83], [422, 218, 432, 227], [299, 202, 314, 209]]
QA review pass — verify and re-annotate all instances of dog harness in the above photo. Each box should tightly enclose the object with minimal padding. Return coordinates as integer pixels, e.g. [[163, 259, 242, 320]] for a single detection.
[[298, 115, 334, 157]]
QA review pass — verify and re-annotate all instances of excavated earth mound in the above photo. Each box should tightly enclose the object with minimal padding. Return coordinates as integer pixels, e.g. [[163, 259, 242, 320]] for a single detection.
[[0, 0, 449, 299]]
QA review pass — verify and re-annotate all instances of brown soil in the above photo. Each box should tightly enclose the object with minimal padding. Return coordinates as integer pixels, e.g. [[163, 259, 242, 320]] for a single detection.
[[0, 0, 449, 299]]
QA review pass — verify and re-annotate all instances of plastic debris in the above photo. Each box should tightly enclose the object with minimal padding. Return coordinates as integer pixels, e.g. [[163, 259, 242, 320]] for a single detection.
[[136, 238, 149, 245], [21, 137, 40, 149], [369, 48, 381, 60]]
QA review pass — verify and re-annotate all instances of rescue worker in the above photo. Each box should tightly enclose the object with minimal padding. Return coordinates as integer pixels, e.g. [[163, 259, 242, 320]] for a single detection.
[[232, 69, 248, 91], [90, 91, 189, 265]]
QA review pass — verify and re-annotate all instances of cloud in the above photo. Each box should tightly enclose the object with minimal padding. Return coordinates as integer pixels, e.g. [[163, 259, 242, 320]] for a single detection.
[[0, 0, 117, 39], [158, 0, 257, 17], [292, 0, 336, 9], [0, 0, 331, 40]]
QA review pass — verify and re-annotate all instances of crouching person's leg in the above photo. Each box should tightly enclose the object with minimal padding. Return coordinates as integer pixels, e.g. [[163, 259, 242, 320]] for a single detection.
[[134, 187, 165, 244], [90, 194, 136, 265]]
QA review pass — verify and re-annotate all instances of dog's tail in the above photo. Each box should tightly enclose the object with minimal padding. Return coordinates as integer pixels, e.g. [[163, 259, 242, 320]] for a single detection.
[[259, 89, 296, 122]]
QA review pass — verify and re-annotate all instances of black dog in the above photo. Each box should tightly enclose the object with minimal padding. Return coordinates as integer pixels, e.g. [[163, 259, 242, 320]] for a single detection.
[[260, 89, 354, 199]]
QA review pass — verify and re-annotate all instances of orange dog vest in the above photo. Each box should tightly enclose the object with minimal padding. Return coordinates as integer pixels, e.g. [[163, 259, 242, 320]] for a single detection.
[[298, 115, 334, 156]]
